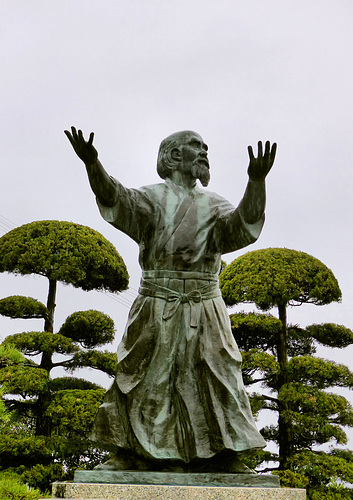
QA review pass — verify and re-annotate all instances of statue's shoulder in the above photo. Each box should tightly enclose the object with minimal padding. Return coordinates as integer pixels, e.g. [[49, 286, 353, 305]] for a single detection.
[[197, 187, 235, 210], [138, 182, 166, 197]]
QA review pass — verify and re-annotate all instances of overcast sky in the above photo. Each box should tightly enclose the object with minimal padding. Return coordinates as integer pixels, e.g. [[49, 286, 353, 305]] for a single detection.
[[1, 0, 353, 442]]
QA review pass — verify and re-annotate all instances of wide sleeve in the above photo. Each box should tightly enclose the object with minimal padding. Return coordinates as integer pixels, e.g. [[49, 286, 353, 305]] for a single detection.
[[96, 177, 153, 243], [213, 195, 265, 255]]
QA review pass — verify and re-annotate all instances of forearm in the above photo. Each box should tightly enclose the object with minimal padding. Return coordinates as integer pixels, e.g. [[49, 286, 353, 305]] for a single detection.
[[85, 159, 117, 207], [238, 178, 266, 224]]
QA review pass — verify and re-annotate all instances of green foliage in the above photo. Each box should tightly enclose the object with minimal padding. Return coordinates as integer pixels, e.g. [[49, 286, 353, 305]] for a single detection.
[[247, 393, 271, 416], [0, 344, 27, 368], [220, 248, 342, 309], [19, 463, 62, 494], [0, 435, 53, 468], [0, 472, 42, 500], [240, 348, 278, 387], [0, 220, 126, 492], [48, 377, 101, 392], [0, 386, 10, 424], [59, 309, 115, 347], [46, 389, 105, 436], [230, 312, 316, 356], [3, 332, 79, 356], [230, 312, 282, 352], [287, 356, 353, 389], [286, 326, 316, 357], [288, 450, 353, 489], [65, 350, 118, 376], [220, 248, 353, 496], [308, 489, 353, 500], [278, 383, 353, 446], [273, 469, 309, 488], [0, 296, 47, 319], [0, 365, 48, 396], [307, 323, 353, 348], [0, 220, 129, 292]]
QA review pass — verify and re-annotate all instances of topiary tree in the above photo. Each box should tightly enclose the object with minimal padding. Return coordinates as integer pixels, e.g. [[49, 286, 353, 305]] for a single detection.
[[0, 220, 128, 490], [220, 248, 353, 498]]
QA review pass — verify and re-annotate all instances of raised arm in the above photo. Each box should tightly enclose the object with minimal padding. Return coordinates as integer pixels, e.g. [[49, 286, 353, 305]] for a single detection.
[[64, 127, 117, 207], [238, 141, 277, 223]]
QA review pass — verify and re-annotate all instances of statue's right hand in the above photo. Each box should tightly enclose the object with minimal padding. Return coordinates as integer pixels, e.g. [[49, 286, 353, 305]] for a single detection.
[[64, 126, 98, 165]]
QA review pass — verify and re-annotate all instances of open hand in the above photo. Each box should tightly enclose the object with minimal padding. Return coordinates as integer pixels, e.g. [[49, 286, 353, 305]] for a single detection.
[[64, 126, 98, 165], [247, 141, 277, 181]]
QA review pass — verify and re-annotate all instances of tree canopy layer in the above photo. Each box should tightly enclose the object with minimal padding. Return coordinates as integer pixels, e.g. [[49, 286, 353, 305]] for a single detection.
[[220, 248, 353, 498], [0, 220, 129, 292], [0, 296, 47, 319], [0, 221, 127, 492], [220, 248, 341, 310]]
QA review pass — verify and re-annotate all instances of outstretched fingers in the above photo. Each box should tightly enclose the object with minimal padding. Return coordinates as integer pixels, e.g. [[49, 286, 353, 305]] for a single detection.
[[64, 126, 79, 144], [270, 142, 277, 163], [247, 145, 255, 162], [264, 140, 270, 158], [257, 141, 263, 158], [78, 129, 85, 142]]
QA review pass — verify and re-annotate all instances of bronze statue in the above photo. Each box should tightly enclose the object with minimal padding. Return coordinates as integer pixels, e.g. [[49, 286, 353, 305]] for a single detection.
[[65, 127, 276, 473]]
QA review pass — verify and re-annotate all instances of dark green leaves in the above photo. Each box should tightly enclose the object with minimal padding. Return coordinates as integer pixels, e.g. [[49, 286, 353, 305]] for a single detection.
[[230, 312, 282, 352], [3, 332, 79, 356], [0, 296, 47, 319], [220, 248, 341, 309], [0, 365, 49, 396], [287, 357, 353, 389], [0, 220, 129, 292], [59, 310, 115, 348], [307, 323, 353, 348], [65, 350, 117, 377], [46, 389, 105, 436]]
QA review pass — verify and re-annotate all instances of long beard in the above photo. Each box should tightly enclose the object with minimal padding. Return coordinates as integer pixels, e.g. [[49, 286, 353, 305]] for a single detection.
[[191, 163, 210, 187]]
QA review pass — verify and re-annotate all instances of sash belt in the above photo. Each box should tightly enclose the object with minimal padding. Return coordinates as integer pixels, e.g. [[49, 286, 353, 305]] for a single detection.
[[139, 278, 221, 328]]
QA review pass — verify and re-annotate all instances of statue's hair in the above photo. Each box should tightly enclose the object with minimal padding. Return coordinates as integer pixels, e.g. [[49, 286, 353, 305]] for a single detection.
[[156, 131, 199, 180]]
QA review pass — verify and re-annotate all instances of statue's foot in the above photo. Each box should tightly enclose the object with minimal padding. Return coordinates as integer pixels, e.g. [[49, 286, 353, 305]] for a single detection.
[[94, 451, 154, 471], [94, 448, 256, 474], [94, 456, 132, 470], [187, 449, 256, 474], [226, 457, 255, 474]]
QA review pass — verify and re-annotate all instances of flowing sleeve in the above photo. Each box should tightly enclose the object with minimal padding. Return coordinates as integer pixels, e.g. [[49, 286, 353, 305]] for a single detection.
[[213, 194, 265, 255], [96, 177, 153, 243]]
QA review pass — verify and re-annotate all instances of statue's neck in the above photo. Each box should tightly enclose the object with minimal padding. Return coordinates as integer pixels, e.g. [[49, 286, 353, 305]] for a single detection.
[[168, 170, 197, 191]]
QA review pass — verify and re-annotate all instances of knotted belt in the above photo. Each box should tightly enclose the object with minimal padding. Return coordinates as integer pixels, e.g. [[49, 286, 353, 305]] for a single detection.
[[138, 275, 221, 328]]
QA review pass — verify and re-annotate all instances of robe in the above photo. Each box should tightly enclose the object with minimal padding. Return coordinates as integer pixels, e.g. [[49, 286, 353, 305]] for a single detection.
[[90, 177, 267, 462]]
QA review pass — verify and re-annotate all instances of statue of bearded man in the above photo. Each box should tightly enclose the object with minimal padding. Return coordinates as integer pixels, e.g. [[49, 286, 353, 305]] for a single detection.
[[65, 127, 276, 473]]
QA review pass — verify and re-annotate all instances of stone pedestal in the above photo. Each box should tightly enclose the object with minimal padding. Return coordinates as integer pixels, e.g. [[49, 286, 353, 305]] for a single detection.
[[52, 471, 306, 499], [52, 482, 306, 499], [74, 470, 280, 488]]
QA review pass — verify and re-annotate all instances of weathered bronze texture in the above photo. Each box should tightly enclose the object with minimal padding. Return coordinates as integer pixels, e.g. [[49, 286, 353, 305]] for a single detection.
[[65, 128, 276, 472]]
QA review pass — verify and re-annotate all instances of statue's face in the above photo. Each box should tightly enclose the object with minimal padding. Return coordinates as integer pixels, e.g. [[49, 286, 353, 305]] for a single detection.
[[179, 132, 210, 187]]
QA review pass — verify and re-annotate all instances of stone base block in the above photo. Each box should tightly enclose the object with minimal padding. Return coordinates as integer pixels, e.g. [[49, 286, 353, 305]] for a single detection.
[[52, 482, 306, 499], [74, 470, 280, 488]]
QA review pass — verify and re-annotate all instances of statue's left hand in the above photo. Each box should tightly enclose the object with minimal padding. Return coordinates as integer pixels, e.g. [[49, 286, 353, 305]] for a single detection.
[[247, 141, 277, 181], [64, 126, 98, 165]]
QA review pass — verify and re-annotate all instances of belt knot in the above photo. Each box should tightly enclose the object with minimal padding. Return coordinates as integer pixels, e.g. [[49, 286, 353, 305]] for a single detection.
[[168, 290, 202, 304]]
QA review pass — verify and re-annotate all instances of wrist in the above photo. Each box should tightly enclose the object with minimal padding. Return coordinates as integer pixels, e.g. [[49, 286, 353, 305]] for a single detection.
[[248, 176, 265, 184]]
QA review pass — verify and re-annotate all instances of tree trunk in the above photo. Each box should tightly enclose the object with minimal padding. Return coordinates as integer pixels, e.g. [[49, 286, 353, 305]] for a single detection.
[[277, 302, 293, 469], [36, 279, 57, 437]]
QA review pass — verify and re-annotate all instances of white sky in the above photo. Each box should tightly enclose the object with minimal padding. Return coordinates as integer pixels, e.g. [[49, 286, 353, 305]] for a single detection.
[[1, 0, 353, 446]]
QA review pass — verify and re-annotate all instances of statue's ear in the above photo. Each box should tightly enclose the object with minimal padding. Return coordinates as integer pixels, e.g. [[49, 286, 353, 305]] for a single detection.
[[170, 147, 182, 162]]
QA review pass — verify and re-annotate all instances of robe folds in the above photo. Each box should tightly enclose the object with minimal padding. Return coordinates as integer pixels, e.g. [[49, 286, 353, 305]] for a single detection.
[[90, 177, 267, 461]]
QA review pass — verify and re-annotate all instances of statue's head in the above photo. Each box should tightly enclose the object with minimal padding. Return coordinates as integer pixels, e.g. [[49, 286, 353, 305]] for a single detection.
[[157, 131, 210, 187]]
